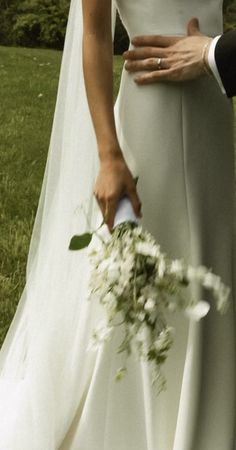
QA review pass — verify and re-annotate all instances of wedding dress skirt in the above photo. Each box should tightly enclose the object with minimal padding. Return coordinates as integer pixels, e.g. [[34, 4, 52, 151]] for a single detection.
[[0, 0, 235, 449]]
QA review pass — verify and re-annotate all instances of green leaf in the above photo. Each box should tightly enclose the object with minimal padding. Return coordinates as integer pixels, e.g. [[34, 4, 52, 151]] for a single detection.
[[69, 233, 92, 251], [115, 367, 127, 382]]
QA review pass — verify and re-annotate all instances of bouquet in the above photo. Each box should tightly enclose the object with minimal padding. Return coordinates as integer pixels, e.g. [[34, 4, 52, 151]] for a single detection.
[[69, 197, 230, 393]]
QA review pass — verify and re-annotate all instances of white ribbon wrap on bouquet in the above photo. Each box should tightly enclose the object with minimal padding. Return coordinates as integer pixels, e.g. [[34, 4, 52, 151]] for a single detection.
[[113, 197, 139, 228]]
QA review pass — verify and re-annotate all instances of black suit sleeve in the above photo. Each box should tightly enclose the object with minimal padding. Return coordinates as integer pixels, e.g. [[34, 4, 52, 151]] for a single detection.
[[215, 30, 236, 97]]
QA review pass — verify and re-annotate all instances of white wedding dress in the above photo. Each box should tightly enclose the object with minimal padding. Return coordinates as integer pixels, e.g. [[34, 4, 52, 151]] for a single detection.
[[0, 0, 235, 449]]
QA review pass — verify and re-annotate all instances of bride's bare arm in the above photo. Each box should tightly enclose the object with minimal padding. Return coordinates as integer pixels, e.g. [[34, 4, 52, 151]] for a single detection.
[[82, 0, 142, 230]]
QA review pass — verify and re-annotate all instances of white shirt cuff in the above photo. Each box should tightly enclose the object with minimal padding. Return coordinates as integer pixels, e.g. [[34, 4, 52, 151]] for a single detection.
[[208, 35, 226, 94]]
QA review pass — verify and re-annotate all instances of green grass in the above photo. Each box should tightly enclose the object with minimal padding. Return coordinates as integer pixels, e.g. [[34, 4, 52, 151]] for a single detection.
[[0, 46, 124, 346], [0, 46, 62, 345], [0, 45, 235, 347]]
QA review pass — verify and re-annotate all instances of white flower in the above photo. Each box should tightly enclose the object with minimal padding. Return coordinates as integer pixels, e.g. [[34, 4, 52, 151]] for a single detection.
[[122, 254, 134, 272], [135, 242, 157, 257], [119, 270, 132, 286], [110, 249, 120, 260], [196, 266, 208, 279], [186, 266, 196, 281], [202, 272, 217, 289], [153, 328, 174, 352], [154, 339, 164, 352], [158, 257, 166, 278], [170, 259, 184, 277], [185, 300, 210, 322], [103, 292, 117, 313], [103, 291, 116, 303], [187, 265, 208, 282], [113, 283, 125, 297], [128, 323, 138, 336], [144, 298, 156, 313], [203, 273, 223, 292], [148, 310, 159, 324], [167, 301, 178, 313], [141, 285, 158, 300], [138, 311, 146, 322], [97, 258, 111, 272], [137, 295, 145, 305], [107, 267, 120, 283], [158, 327, 174, 348]]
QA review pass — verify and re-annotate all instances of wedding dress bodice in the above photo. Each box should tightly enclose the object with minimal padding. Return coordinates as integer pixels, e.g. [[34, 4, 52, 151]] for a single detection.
[[116, 0, 223, 38]]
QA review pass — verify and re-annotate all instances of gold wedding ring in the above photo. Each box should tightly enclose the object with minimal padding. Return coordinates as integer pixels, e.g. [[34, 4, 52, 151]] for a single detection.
[[156, 57, 162, 70]]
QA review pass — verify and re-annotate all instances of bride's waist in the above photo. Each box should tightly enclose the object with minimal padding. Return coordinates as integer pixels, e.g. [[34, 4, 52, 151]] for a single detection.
[[127, 21, 223, 39], [119, 3, 223, 38]]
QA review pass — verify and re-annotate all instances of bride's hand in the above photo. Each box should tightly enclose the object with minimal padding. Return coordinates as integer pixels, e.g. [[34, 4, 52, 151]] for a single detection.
[[94, 154, 142, 231]]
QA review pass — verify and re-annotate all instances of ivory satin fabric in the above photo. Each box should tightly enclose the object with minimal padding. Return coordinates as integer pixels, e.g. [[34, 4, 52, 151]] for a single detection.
[[0, 0, 235, 449]]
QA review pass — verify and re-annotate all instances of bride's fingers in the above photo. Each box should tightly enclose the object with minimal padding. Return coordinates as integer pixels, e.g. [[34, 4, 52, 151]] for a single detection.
[[105, 199, 118, 231], [93, 188, 110, 223], [127, 188, 142, 218], [95, 195, 106, 221]]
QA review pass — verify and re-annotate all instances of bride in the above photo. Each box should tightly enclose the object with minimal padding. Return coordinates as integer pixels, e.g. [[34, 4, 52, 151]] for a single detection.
[[0, 0, 235, 449]]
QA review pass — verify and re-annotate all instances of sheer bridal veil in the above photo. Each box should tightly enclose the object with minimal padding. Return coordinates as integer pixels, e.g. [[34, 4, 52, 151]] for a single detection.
[[0, 1, 117, 448]]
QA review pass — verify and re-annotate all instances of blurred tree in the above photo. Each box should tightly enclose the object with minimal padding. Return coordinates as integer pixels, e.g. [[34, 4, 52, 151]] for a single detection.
[[224, 0, 236, 29], [114, 13, 129, 55], [12, 0, 70, 48], [223, 0, 234, 11], [0, 0, 70, 48], [0, 0, 235, 49]]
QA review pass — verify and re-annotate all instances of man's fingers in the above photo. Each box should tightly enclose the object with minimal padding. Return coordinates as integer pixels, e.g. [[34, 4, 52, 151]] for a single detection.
[[187, 17, 202, 37], [134, 69, 174, 84], [131, 34, 181, 48], [125, 57, 169, 72], [123, 46, 166, 61]]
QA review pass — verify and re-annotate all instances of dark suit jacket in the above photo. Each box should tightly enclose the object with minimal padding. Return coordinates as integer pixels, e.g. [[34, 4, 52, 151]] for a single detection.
[[215, 30, 236, 97]]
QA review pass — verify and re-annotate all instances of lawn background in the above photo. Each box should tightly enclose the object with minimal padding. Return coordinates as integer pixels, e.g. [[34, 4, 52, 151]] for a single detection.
[[0, 45, 235, 347]]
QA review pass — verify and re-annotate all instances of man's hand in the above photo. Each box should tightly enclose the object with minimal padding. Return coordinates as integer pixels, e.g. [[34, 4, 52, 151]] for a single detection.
[[123, 18, 212, 84]]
